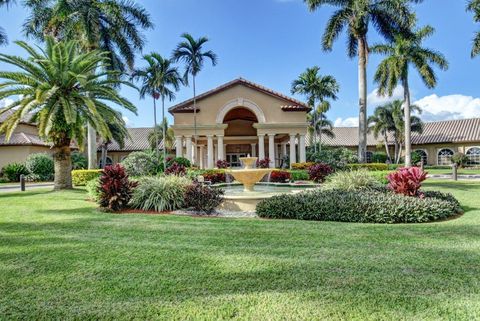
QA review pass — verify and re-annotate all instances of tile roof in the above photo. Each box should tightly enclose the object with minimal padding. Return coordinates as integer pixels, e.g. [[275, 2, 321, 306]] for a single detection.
[[0, 109, 35, 124], [0, 132, 51, 147], [101, 127, 154, 152], [169, 78, 310, 113]]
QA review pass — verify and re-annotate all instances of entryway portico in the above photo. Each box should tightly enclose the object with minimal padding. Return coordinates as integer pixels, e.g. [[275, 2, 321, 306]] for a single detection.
[[169, 78, 309, 169]]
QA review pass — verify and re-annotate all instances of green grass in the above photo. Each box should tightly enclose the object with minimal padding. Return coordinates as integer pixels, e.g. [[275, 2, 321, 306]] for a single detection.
[[1, 182, 480, 320], [426, 168, 480, 175]]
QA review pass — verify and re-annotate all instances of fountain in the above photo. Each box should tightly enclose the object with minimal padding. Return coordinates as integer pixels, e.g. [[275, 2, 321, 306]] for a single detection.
[[227, 156, 272, 192]]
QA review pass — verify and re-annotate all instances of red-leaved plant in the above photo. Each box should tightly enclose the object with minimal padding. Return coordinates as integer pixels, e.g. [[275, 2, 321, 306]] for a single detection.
[[256, 158, 270, 168], [165, 162, 186, 176], [387, 167, 428, 197], [270, 170, 291, 183], [216, 159, 229, 169], [98, 164, 138, 211], [308, 163, 334, 183]]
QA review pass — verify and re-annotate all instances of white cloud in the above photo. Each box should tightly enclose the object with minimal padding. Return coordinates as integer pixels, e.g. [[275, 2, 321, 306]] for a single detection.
[[367, 86, 403, 107], [0, 98, 14, 108], [122, 116, 134, 128], [414, 94, 480, 121], [334, 117, 359, 127]]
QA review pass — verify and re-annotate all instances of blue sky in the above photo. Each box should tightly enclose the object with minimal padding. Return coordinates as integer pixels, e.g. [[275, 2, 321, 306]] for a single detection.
[[0, 0, 479, 127]]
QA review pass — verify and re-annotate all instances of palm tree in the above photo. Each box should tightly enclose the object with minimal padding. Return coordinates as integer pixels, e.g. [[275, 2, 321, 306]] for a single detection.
[[371, 23, 448, 166], [132, 53, 182, 170], [148, 119, 175, 152], [468, 0, 480, 57], [172, 33, 217, 163], [23, 0, 152, 169], [368, 105, 395, 162], [0, 0, 14, 45], [0, 38, 137, 189], [100, 115, 129, 169], [307, 101, 335, 148], [291, 66, 339, 153], [304, 0, 418, 162]]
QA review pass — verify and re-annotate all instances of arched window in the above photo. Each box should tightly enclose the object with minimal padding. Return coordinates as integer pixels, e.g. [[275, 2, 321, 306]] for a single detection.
[[99, 157, 113, 168], [437, 148, 454, 166], [415, 149, 428, 165], [466, 147, 480, 166], [366, 151, 373, 163]]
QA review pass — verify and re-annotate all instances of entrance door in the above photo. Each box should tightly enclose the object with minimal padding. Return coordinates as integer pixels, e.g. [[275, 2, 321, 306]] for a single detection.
[[227, 153, 247, 168]]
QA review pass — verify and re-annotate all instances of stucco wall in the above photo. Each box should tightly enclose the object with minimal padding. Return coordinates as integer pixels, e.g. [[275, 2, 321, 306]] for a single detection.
[[0, 146, 53, 169]]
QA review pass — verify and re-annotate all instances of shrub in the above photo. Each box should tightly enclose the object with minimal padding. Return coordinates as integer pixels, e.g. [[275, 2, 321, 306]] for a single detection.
[[291, 162, 315, 170], [308, 163, 333, 183], [452, 152, 469, 167], [121, 150, 159, 177], [164, 162, 186, 176], [369, 170, 393, 185], [323, 170, 383, 191], [86, 178, 100, 201], [346, 163, 389, 171], [288, 169, 309, 181], [167, 157, 191, 168], [203, 170, 227, 184], [372, 152, 388, 163], [308, 147, 358, 170], [185, 183, 224, 214], [1, 163, 29, 182], [216, 159, 229, 169], [269, 170, 291, 183], [98, 164, 137, 212], [387, 167, 428, 197], [411, 151, 422, 165], [72, 169, 102, 186], [256, 189, 461, 223], [130, 175, 191, 212], [71, 151, 88, 170], [25, 153, 54, 181], [256, 158, 270, 168]]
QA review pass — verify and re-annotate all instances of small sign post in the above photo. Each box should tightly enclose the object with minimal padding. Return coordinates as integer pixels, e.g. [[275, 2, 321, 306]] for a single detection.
[[20, 174, 25, 192], [452, 164, 458, 181]]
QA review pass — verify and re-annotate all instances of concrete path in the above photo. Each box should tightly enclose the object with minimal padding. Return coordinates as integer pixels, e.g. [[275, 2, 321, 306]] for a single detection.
[[0, 182, 54, 193]]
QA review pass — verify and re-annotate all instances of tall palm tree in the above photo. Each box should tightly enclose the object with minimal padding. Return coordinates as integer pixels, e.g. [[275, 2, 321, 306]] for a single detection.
[[371, 23, 448, 166], [23, 0, 152, 168], [307, 101, 335, 149], [368, 105, 395, 162], [148, 119, 175, 152], [304, 0, 419, 162], [0, 0, 14, 45], [172, 33, 217, 163], [0, 38, 137, 189], [468, 0, 480, 57], [291, 66, 339, 153], [132, 53, 182, 170]]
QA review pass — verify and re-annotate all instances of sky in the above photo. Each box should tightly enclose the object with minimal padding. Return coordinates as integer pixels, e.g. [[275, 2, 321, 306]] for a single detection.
[[0, 0, 479, 128]]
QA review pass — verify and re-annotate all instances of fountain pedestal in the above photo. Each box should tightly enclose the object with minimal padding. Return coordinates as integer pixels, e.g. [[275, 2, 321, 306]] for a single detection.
[[227, 157, 272, 192]]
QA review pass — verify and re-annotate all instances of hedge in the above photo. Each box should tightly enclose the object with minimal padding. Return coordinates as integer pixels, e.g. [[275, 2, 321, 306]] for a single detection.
[[291, 162, 315, 170], [72, 169, 102, 186], [256, 189, 461, 224], [346, 163, 389, 171], [288, 169, 309, 181]]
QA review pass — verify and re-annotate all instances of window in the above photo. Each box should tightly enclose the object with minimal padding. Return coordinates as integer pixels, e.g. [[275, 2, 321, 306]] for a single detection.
[[414, 150, 428, 165], [466, 147, 480, 166], [437, 148, 454, 166], [366, 151, 373, 163]]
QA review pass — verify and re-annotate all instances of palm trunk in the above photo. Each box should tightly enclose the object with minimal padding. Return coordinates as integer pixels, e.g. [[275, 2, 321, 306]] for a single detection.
[[319, 112, 323, 152], [397, 143, 403, 164], [313, 107, 317, 154], [87, 123, 97, 169], [403, 78, 412, 167], [100, 142, 107, 169], [394, 139, 399, 164], [192, 74, 197, 164], [358, 38, 368, 163], [162, 96, 167, 172], [383, 133, 392, 162], [153, 96, 159, 158], [53, 145, 72, 190]]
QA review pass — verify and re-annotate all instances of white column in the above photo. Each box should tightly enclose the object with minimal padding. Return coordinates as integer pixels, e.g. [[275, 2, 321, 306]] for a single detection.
[[185, 136, 193, 162], [214, 144, 218, 164], [299, 134, 306, 163], [192, 142, 197, 165], [281, 143, 287, 157], [217, 135, 224, 161], [175, 136, 183, 158], [289, 134, 297, 167], [268, 134, 275, 168], [258, 134, 265, 160], [275, 144, 279, 167], [199, 145, 205, 169], [223, 144, 227, 160], [207, 135, 214, 169], [250, 143, 257, 157]]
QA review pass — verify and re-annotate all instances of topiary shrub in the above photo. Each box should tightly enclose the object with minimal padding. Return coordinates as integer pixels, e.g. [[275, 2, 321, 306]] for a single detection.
[[86, 178, 100, 201], [256, 189, 461, 223], [185, 183, 224, 214], [387, 167, 427, 197], [216, 159, 229, 169], [323, 170, 383, 191], [25, 153, 54, 181], [1, 163, 29, 182], [98, 164, 137, 212], [72, 169, 102, 186], [129, 175, 191, 212], [452, 152, 469, 167], [121, 150, 159, 177], [270, 170, 291, 183], [71, 151, 88, 170], [308, 163, 333, 183], [288, 169, 309, 181]]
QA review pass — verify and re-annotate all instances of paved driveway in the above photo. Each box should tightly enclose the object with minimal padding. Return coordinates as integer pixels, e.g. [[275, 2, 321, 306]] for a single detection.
[[0, 182, 54, 193]]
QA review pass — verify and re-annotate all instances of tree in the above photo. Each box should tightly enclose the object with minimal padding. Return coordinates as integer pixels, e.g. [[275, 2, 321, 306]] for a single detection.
[[0, 38, 137, 189], [132, 53, 182, 170], [468, 0, 480, 57], [148, 119, 175, 152], [100, 115, 129, 169], [304, 0, 419, 162], [291, 66, 339, 153], [307, 101, 335, 149], [23, 0, 153, 168], [371, 22, 448, 166], [0, 0, 14, 45], [172, 33, 217, 163], [368, 105, 394, 162]]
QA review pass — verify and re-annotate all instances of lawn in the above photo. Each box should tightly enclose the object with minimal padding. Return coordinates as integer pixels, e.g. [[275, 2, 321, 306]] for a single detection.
[[1, 181, 480, 320], [426, 168, 480, 175]]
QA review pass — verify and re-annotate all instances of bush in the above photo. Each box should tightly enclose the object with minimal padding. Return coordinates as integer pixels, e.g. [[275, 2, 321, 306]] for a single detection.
[[372, 152, 388, 163], [346, 163, 389, 171], [387, 167, 428, 197], [308, 147, 358, 170], [452, 152, 469, 167], [288, 169, 309, 181], [121, 150, 159, 177], [308, 163, 333, 183], [164, 162, 186, 176], [203, 170, 228, 184], [269, 170, 291, 183], [25, 153, 54, 181], [167, 157, 191, 168], [256, 189, 461, 223], [86, 178, 100, 201], [369, 170, 393, 185], [323, 170, 383, 191], [98, 164, 137, 212], [411, 151, 422, 165], [1, 163, 29, 182], [72, 169, 102, 186], [185, 183, 224, 214], [130, 175, 191, 212], [291, 162, 315, 170], [71, 151, 88, 170], [216, 159, 229, 169], [256, 158, 270, 168]]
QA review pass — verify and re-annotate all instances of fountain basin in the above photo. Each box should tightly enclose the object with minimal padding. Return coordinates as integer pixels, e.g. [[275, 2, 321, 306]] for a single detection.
[[227, 168, 273, 192]]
